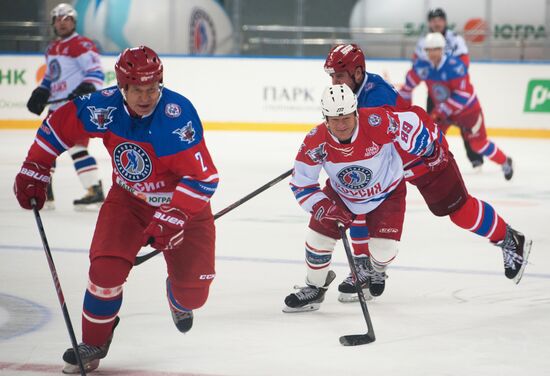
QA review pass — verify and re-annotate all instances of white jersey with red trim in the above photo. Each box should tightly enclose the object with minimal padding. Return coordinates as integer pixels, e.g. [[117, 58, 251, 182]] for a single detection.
[[40, 33, 104, 110], [290, 107, 436, 215]]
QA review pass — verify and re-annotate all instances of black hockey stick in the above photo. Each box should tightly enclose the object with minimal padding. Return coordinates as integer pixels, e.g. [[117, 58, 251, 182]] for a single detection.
[[30, 198, 87, 375], [338, 224, 376, 346], [46, 95, 77, 105], [134, 168, 294, 266]]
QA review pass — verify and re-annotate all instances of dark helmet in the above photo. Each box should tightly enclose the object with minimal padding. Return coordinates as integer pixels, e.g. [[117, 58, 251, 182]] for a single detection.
[[115, 46, 163, 87], [427, 8, 447, 21]]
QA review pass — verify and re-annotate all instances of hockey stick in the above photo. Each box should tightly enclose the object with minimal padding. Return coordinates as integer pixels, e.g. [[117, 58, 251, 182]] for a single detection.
[[30, 198, 87, 375], [134, 168, 294, 266], [338, 224, 376, 346], [46, 95, 76, 105]]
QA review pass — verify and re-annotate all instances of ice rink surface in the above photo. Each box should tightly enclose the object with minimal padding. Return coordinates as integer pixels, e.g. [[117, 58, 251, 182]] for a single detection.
[[0, 130, 549, 375]]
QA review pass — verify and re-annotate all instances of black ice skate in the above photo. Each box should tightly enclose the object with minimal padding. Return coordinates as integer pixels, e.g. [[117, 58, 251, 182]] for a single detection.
[[62, 316, 119, 374], [283, 270, 336, 313], [496, 225, 532, 284], [338, 256, 373, 303], [73, 181, 105, 210], [369, 269, 387, 297], [502, 157, 514, 181], [166, 278, 193, 333], [172, 309, 194, 333]]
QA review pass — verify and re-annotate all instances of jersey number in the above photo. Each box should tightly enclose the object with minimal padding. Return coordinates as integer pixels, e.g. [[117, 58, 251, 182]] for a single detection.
[[195, 152, 208, 172], [401, 121, 413, 143]]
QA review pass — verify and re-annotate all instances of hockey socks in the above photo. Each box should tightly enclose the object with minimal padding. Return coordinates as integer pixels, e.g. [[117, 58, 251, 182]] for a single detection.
[[471, 140, 507, 165], [69, 145, 100, 189], [449, 196, 507, 243]]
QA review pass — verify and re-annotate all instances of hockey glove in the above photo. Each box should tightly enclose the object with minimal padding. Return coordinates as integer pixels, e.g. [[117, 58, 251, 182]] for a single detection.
[[143, 205, 189, 251], [312, 198, 354, 230], [14, 161, 51, 210], [423, 141, 449, 172], [430, 108, 448, 125], [70, 82, 96, 98], [26, 87, 50, 116]]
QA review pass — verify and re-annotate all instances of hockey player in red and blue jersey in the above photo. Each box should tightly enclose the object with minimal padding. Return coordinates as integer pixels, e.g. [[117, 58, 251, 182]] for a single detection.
[[15, 46, 218, 373], [26, 3, 105, 209], [315, 44, 531, 304], [400, 32, 514, 180], [283, 84, 445, 312]]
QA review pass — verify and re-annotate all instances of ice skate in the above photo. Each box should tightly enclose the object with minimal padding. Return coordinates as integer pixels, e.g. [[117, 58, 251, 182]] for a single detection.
[[283, 270, 336, 313], [338, 256, 373, 302], [166, 278, 193, 333], [502, 157, 514, 181], [73, 181, 105, 211], [62, 316, 119, 374], [496, 225, 532, 284], [369, 269, 387, 297], [471, 159, 483, 174]]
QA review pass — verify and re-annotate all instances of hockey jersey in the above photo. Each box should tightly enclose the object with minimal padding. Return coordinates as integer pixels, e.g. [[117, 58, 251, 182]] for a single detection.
[[354, 72, 439, 181], [414, 29, 470, 66], [40, 33, 104, 110], [26, 87, 218, 217], [400, 54, 479, 119], [290, 107, 436, 215]]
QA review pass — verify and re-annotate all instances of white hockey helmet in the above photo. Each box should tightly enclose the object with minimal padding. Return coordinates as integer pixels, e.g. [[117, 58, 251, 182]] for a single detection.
[[321, 84, 357, 117], [424, 32, 446, 49], [51, 3, 77, 24]]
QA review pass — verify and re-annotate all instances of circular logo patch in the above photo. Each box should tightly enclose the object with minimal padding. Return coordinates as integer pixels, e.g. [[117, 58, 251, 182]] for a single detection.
[[113, 143, 152, 182], [165, 103, 181, 118], [368, 113, 382, 127], [337, 166, 372, 189], [432, 83, 450, 102], [49, 59, 61, 81]]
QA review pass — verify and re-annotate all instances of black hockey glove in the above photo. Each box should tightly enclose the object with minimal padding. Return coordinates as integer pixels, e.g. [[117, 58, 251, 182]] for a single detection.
[[70, 82, 97, 98], [26, 87, 50, 116]]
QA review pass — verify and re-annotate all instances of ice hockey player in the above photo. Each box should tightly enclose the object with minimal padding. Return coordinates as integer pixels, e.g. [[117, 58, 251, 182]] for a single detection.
[[26, 3, 105, 209], [413, 7, 484, 169], [400, 32, 513, 180], [323, 44, 530, 304], [15, 45, 218, 373], [283, 84, 445, 312]]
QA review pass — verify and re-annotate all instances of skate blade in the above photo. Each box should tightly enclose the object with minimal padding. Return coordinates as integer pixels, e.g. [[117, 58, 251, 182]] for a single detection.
[[282, 303, 321, 313], [62, 359, 99, 374], [513, 238, 533, 285], [73, 203, 103, 212], [338, 290, 373, 303]]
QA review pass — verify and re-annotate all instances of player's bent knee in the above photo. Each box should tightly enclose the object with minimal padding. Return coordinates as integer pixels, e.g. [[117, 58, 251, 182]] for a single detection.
[[171, 286, 211, 310], [306, 228, 337, 250], [369, 238, 399, 270], [89, 256, 132, 287]]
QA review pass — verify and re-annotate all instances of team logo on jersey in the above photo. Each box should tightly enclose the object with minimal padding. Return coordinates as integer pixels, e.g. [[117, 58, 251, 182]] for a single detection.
[[48, 59, 61, 81], [432, 84, 450, 102], [165, 103, 181, 118], [113, 143, 152, 182], [87, 106, 116, 130], [367, 113, 382, 127], [387, 115, 399, 135], [172, 121, 195, 143], [364, 142, 380, 157], [337, 166, 372, 189], [365, 83, 375, 91], [101, 88, 117, 97], [306, 143, 327, 164]]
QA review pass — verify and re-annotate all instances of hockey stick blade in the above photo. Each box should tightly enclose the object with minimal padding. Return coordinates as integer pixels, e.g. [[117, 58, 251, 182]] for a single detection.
[[339, 333, 376, 346]]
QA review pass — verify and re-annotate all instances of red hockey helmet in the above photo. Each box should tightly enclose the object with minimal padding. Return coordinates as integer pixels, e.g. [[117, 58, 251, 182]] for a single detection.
[[324, 44, 366, 77], [115, 46, 163, 87]]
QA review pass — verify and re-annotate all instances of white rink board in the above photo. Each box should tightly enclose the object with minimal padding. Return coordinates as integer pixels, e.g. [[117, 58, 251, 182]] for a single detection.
[[1, 55, 549, 128]]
